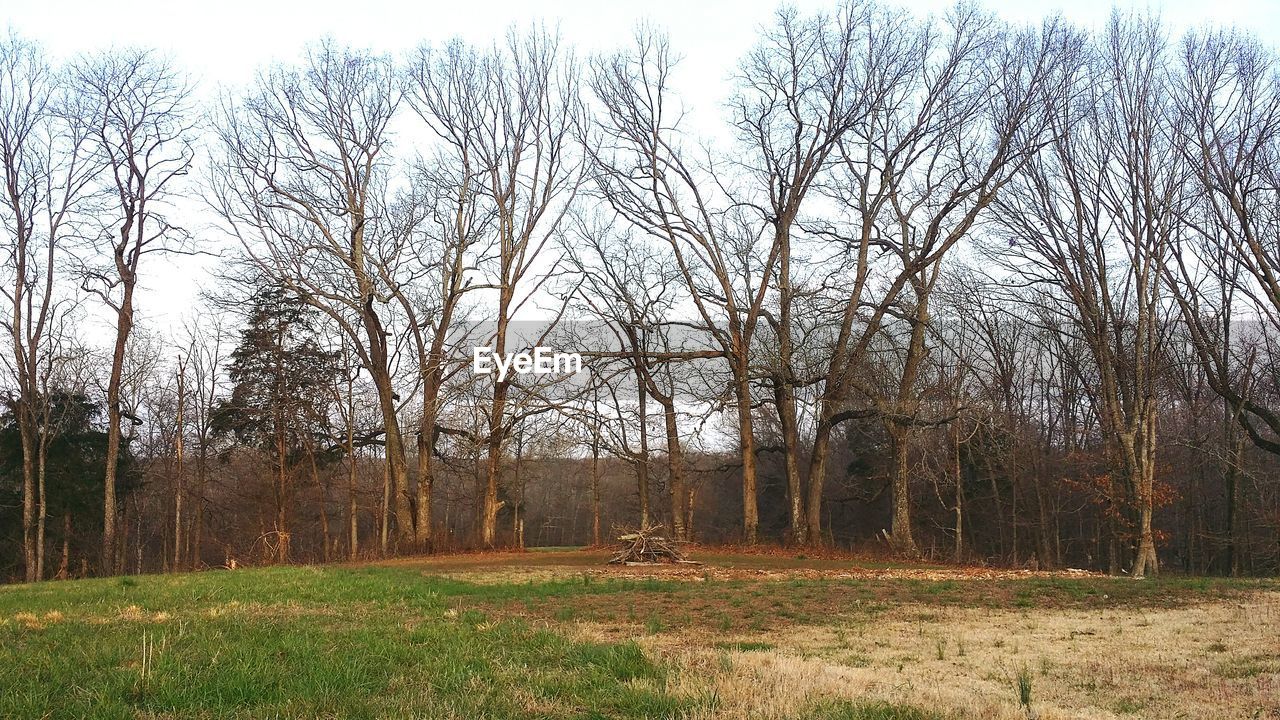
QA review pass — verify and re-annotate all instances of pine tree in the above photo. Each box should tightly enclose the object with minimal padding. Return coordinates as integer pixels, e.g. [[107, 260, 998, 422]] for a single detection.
[[212, 285, 339, 562]]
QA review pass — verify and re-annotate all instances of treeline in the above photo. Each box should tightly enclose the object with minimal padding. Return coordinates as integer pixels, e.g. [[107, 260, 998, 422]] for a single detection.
[[3, 2, 1280, 582]]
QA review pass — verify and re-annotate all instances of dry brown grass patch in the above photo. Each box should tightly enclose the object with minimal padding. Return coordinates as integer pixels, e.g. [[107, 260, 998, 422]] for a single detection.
[[566, 590, 1280, 719]]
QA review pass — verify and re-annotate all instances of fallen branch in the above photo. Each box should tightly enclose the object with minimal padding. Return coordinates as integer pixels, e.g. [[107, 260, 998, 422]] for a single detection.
[[607, 524, 700, 565]]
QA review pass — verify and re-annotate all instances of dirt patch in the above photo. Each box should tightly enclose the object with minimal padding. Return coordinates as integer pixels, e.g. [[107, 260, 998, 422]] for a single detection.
[[397, 547, 1104, 585], [574, 565, 1102, 582]]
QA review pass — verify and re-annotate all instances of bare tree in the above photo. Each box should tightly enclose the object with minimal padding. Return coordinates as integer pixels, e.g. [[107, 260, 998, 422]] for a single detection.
[[568, 212, 703, 539], [0, 34, 92, 581], [179, 312, 225, 569], [1167, 29, 1280, 457], [395, 87, 498, 552], [408, 29, 584, 546], [990, 15, 1181, 576], [730, 2, 868, 544], [589, 28, 780, 543], [69, 49, 192, 575], [805, 7, 1063, 553], [209, 42, 420, 550]]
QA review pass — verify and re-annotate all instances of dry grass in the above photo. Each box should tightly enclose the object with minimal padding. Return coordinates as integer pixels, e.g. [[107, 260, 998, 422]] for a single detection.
[[402, 548, 1278, 717], [372, 548, 1280, 718], [567, 591, 1280, 719]]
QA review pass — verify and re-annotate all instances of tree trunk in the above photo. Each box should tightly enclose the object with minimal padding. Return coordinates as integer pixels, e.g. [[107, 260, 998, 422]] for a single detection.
[[174, 360, 185, 571], [773, 221, 806, 544], [369, 367, 414, 551], [662, 403, 687, 541], [36, 431, 47, 581], [734, 366, 759, 544], [57, 513, 70, 580], [805, 421, 833, 547], [101, 282, 134, 577], [18, 410, 36, 582], [512, 430, 525, 550], [1130, 429, 1159, 578], [416, 414, 435, 553], [591, 420, 601, 546], [348, 426, 359, 561], [686, 485, 697, 540], [773, 381, 806, 544], [635, 372, 650, 527], [1132, 502, 1158, 578], [413, 291, 458, 553], [885, 281, 930, 558], [275, 424, 290, 563], [481, 384, 507, 546], [886, 421, 918, 556], [953, 423, 964, 564], [380, 457, 390, 556], [480, 300, 513, 547]]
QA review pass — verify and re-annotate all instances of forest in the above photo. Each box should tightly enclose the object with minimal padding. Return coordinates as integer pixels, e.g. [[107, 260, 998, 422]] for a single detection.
[[3, 0, 1280, 585]]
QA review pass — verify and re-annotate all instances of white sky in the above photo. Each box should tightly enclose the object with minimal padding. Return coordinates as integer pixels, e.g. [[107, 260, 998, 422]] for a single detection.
[[3, 0, 1278, 339], [7, 0, 1275, 78]]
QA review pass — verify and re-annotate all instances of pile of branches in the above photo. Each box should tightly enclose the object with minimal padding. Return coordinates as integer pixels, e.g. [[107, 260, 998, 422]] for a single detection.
[[608, 524, 699, 565]]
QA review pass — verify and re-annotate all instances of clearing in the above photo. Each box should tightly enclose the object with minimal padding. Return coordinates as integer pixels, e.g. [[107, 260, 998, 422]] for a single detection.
[[1, 548, 1276, 719]]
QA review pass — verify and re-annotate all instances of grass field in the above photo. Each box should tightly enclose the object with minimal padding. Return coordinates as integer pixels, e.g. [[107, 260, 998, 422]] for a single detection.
[[1, 549, 1277, 719]]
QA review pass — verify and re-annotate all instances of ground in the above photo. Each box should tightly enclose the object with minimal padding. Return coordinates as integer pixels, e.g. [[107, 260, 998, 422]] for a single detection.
[[1, 548, 1276, 719]]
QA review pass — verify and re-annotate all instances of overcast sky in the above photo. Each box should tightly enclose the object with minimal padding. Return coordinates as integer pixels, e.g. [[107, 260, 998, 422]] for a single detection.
[[3, 0, 1278, 338]]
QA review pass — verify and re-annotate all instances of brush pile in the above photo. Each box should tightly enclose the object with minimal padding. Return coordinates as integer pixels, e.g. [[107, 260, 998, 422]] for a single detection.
[[608, 524, 699, 565]]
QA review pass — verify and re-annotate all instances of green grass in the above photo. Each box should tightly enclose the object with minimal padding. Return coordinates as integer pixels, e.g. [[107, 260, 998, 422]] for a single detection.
[[0, 566, 688, 719], [488, 571, 1274, 634], [0, 557, 1273, 719]]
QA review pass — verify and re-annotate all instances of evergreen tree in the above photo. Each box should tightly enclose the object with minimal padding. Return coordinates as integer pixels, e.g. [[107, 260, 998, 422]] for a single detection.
[[0, 392, 139, 580], [212, 285, 340, 561]]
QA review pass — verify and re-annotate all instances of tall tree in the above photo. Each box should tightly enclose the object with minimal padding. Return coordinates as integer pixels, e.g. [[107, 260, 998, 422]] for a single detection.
[[730, 2, 865, 544], [408, 30, 584, 546], [0, 35, 95, 581], [807, 7, 1064, 553], [589, 28, 776, 543], [990, 15, 1180, 576], [210, 42, 419, 549], [71, 49, 192, 575], [385, 119, 493, 552]]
